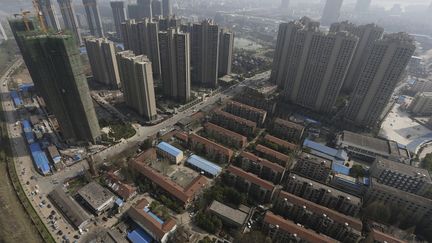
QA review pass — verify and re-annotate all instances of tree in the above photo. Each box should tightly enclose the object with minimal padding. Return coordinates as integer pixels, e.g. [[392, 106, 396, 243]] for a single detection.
[[349, 164, 366, 178], [234, 231, 272, 243]]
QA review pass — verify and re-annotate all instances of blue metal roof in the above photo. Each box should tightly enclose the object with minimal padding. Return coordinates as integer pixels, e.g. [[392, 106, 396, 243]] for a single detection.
[[186, 155, 222, 176], [157, 142, 183, 158], [303, 139, 348, 161], [22, 120, 35, 144], [10, 91, 23, 107], [127, 228, 152, 243], [29, 143, 50, 175], [332, 163, 350, 175], [18, 83, 34, 92], [144, 207, 164, 225]]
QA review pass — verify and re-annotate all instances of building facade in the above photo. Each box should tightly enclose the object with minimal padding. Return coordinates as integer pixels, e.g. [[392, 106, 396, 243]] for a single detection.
[[270, 118, 304, 143], [203, 122, 247, 149], [292, 153, 332, 182], [409, 92, 432, 115], [36, 0, 61, 31], [212, 109, 257, 137], [225, 101, 267, 126], [237, 151, 286, 184], [110, 1, 127, 39], [117, 51, 157, 121], [188, 133, 233, 163], [57, 0, 82, 45], [218, 28, 234, 77], [162, 0, 172, 17], [83, 0, 104, 37]]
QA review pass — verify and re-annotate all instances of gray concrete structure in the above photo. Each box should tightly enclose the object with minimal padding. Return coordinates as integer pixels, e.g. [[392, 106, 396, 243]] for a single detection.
[[321, 0, 343, 26], [85, 37, 121, 88], [344, 33, 415, 128], [137, 0, 152, 19], [57, 0, 82, 45], [110, 1, 127, 39], [117, 51, 157, 121], [36, 0, 61, 31], [152, 0, 162, 16], [83, 0, 104, 37], [191, 20, 220, 87], [162, 0, 172, 17], [159, 28, 191, 103], [218, 28, 234, 77]]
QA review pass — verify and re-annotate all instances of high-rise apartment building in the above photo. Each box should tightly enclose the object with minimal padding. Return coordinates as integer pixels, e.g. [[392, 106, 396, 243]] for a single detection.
[[152, 0, 162, 16], [159, 28, 191, 103], [218, 28, 234, 77], [354, 0, 371, 13], [321, 0, 343, 26], [191, 20, 220, 87], [344, 33, 415, 128], [127, 4, 140, 19], [137, 0, 152, 19], [57, 0, 82, 45], [35, 0, 61, 31], [158, 16, 181, 31], [85, 37, 121, 88], [408, 92, 432, 115], [83, 0, 104, 37], [0, 21, 8, 42], [330, 21, 384, 93], [117, 51, 157, 121], [272, 18, 358, 113], [162, 0, 172, 17], [110, 1, 127, 39], [121, 19, 161, 79], [18, 31, 101, 142]]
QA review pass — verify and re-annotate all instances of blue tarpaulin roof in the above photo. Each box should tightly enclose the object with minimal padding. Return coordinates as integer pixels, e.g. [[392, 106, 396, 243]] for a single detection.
[[127, 228, 153, 243], [29, 143, 50, 175], [332, 163, 351, 175], [144, 207, 164, 225], [18, 83, 34, 92], [303, 139, 348, 163], [22, 120, 35, 144], [157, 142, 183, 157], [186, 155, 222, 176], [10, 90, 23, 107]]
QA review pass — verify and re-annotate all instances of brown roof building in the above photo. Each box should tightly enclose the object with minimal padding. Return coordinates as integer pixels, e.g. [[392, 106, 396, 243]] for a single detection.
[[238, 151, 286, 184], [264, 134, 299, 151], [255, 144, 292, 167], [212, 109, 257, 136], [128, 198, 177, 243], [105, 171, 137, 201], [365, 229, 407, 243], [271, 118, 305, 143], [225, 100, 267, 126], [189, 133, 234, 163], [262, 212, 338, 243], [204, 122, 247, 148]]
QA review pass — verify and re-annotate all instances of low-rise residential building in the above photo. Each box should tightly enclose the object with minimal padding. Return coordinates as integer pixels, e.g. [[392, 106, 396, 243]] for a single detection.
[[284, 173, 361, 216], [273, 190, 363, 243], [303, 139, 348, 165], [365, 229, 407, 243], [292, 153, 332, 182], [185, 155, 222, 178], [132, 159, 208, 208], [105, 171, 137, 201], [48, 187, 91, 230], [203, 122, 247, 148], [370, 157, 432, 196], [212, 109, 257, 137], [156, 142, 184, 164], [128, 198, 177, 243], [225, 100, 267, 126], [224, 165, 279, 203], [263, 134, 300, 152], [255, 144, 293, 167], [208, 200, 249, 228], [238, 151, 286, 184], [262, 211, 338, 243], [189, 133, 233, 163], [408, 92, 432, 115], [270, 118, 305, 143], [330, 173, 369, 196], [365, 178, 432, 222], [77, 182, 116, 215], [337, 131, 411, 163]]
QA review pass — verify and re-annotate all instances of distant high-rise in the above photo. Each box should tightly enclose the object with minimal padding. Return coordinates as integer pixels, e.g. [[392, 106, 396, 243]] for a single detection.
[[218, 28, 234, 77], [137, 0, 152, 19], [83, 0, 104, 37], [17, 31, 101, 142], [158, 16, 181, 31], [345, 33, 415, 128], [272, 17, 358, 113], [110, 1, 127, 39], [354, 0, 371, 13], [127, 4, 140, 19], [280, 0, 290, 10], [321, 0, 343, 26], [162, 0, 172, 17], [57, 0, 82, 45], [121, 19, 161, 79], [35, 0, 61, 31], [0, 22, 7, 42], [152, 0, 162, 16], [117, 51, 157, 121], [330, 21, 383, 93], [85, 37, 121, 88], [191, 20, 220, 87], [159, 28, 191, 103]]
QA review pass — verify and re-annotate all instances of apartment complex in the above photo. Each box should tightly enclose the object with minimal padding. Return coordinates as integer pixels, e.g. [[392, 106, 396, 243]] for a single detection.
[[272, 17, 358, 113], [84, 37, 121, 88], [117, 51, 157, 121], [203, 122, 247, 149], [321, 0, 343, 26], [238, 151, 286, 184], [110, 1, 127, 39], [408, 92, 432, 115], [284, 173, 361, 216], [344, 33, 415, 128], [255, 144, 292, 167], [225, 101, 267, 126], [57, 0, 82, 45], [83, 0, 104, 37], [212, 109, 257, 137], [292, 153, 332, 182], [188, 133, 233, 163], [270, 118, 304, 143], [191, 20, 220, 87], [159, 28, 191, 103], [218, 28, 234, 77], [35, 0, 60, 31]]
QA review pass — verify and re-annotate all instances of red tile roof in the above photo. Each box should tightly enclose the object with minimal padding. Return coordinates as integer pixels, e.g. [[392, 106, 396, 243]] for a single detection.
[[105, 172, 137, 200], [274, 118, 305, 131], [240, 151, 285, 173], [227, 100, 267, 115], [264, 134, 299, 150], [264, 212, 338, 243], [370, 229, 407, 243], [134, 149, 157, 163], [132, 160, 208, 204], [204, 122, 247, 144], [277, 191, 362, 231], [128, 198, 176, 240], [215, 109, 257, 128], [256, 144, 291, 164], [174, 131, 189, 142], [226, 165, 275, 191], [189, 133, 234, 160]]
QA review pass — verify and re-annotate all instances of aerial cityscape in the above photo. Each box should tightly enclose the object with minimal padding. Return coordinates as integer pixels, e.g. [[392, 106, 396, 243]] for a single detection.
[[1, 0, 432, 242]]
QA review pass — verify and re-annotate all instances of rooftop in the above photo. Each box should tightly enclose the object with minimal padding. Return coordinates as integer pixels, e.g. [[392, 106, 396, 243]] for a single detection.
[[369, 229, 407, 243], [156, 142, 183, 158], [263, 212, 338, 243], [29, 143, 50, 175], [209, 200, 248, 226], [299, 153, 333, 169], [204, 122, 247, 142], [303, 139, 348, 163], [255, 144, 291, 164], [374, 158, 431, 182], [186, 155, 222, 177], [264, 134, 299, 151], [77, 182, 115, 211], [227, 165, 275, 191], [274, 118, 305, 131], [189, 133, 234, 158], [240, 151, 285, 173], [214, 109, 257, 128], [227, 100, 267, 115]]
